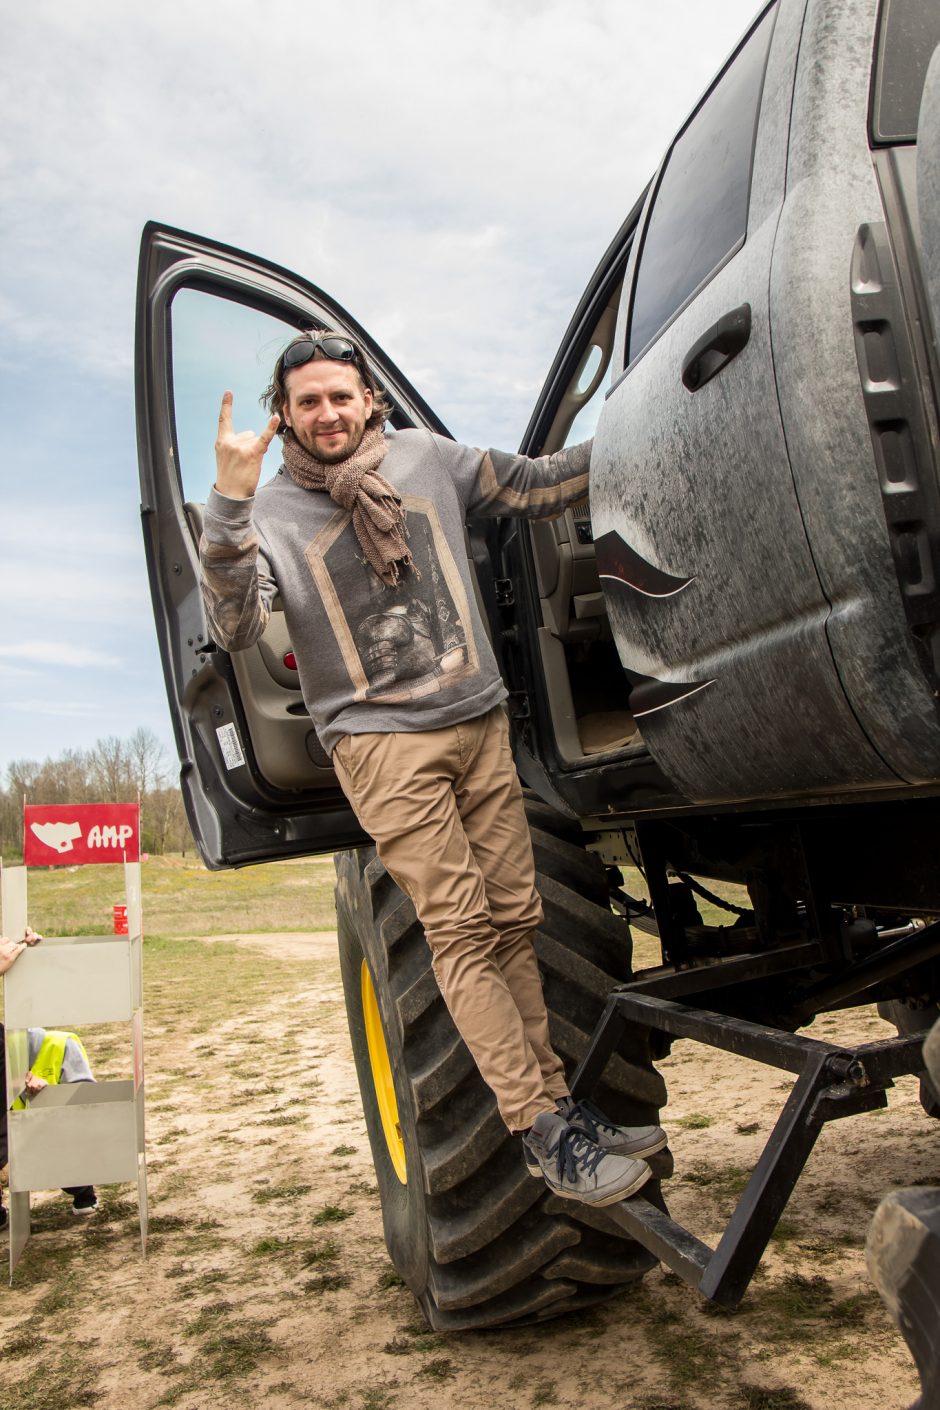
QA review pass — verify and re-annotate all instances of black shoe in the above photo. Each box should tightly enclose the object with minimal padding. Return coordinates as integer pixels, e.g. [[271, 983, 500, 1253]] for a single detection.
[[0, 1203, 7, 1231], [71, 1193, 98, 1215]]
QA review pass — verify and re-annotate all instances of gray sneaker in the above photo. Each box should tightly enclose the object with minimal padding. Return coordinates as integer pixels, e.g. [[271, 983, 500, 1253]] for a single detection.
[[523, 1111, 651, 1207], [562, 1094, 668, 1157], [524, 1096, 666, 1176]]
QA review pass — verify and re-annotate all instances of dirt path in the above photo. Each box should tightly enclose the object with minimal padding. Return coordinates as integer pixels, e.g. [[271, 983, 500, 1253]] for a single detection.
[[1, 931, 927, 1410]]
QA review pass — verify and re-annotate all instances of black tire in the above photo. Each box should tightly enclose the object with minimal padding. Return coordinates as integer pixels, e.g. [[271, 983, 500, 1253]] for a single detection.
[[334, 804, 669, 1331]]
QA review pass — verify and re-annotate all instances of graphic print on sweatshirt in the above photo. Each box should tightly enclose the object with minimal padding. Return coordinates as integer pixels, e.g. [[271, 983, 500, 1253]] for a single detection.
[[305, 496, 480, 704]]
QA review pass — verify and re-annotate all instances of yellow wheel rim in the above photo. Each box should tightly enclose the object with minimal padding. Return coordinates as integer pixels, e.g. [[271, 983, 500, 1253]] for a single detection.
[[361, 960, 407, 1184]]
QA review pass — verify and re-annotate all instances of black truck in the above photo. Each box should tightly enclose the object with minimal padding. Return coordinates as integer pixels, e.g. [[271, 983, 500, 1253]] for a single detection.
[[136, 0, 940, 1397]]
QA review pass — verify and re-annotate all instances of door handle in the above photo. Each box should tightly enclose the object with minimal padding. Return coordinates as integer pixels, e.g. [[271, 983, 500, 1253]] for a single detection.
[[681, 303, 751, 391]]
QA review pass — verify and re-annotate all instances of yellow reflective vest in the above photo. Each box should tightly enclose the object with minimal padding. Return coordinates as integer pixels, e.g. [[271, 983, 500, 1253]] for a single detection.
[[12, 1030, 91, 1110]]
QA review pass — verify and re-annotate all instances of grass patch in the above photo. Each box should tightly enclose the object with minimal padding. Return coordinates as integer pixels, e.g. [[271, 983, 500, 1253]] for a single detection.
[[136, 1343, 180, 1373], [530, 1379, 557, 1406], [0, 1348, 100, 1410], [768, 1218, 801, 1244], [415, 1358, 455, 1382], [313, 1203, 353, 1226], [675, 1113, 715, 1130], [252, 1181, 311, 1204], [155, 1323, 277, 1406], [303, 1239, 341, 1266], [360, 1391, 395, 1410], [25, 853, 338, 937], [681, 1162, 749, 1203], [798, 1231, 865, 1256], [631, 1290, 731, 1392], [8, 1238, 75, 1289], [183, 1301, 235, 1337], [304, 1271, 352, 1294], [332, 1144, 357, 1156], [736, 1388, 813, 1410], [376, 1267, 405, 1289], [749, 1274, 882, 1343], [395, 1325, 445, 1353], [251, 1236, 294, 1257], [149, 1213, 187, 1233], [4, 1329, 49, 1358]]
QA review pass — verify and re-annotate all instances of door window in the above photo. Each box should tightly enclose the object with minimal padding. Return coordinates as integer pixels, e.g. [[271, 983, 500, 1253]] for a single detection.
[[870, 0, 940, 144], [626, 2, 777, 365], [171, 289, 297, 505], [563, 341, 608, 446]]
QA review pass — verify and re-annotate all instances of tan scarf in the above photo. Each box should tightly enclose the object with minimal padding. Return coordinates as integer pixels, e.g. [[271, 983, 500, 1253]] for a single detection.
[[281, 424, 417, 587]]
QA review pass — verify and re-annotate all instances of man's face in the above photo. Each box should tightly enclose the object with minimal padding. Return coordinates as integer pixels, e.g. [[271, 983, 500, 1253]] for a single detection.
[[282, 358, 374, 463]]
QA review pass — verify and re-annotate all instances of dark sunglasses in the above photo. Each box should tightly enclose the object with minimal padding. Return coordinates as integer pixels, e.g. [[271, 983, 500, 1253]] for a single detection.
[[282, 334, 359, 371]]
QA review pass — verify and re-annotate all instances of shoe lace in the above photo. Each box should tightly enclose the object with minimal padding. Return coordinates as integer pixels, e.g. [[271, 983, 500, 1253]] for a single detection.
[[564, 1098, 610, 1144], [554, 1124, 604, 1184]]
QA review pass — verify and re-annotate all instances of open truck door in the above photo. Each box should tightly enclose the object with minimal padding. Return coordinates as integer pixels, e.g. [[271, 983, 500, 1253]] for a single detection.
[[135, 223, 450, 868]]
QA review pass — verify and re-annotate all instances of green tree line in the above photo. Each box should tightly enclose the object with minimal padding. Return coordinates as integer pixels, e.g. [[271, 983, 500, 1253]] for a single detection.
[[0, 728, 193, 859]]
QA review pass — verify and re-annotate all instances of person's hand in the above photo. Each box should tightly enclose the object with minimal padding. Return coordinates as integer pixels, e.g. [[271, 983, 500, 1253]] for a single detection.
[[23, 1072, 48, 1097], [22, 926, 42, 945], [0, 938, 26, 975], [214, 391, 280, 500]]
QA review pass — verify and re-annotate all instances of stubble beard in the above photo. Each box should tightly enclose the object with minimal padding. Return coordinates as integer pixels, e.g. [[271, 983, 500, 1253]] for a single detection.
[[296, 423, 365, 464]]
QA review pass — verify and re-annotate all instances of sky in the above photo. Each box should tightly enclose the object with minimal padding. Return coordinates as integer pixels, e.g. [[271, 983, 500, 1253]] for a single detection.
[[0, 0, 761, 777]]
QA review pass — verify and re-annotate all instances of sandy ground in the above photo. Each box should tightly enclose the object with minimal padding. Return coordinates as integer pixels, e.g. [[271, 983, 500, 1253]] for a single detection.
[[1, 930, 930, 1410]]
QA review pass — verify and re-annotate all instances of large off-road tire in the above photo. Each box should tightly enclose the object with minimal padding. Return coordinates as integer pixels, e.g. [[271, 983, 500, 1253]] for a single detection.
[[867, 1017, 940, 1410], [334, 804, 669, 1331]]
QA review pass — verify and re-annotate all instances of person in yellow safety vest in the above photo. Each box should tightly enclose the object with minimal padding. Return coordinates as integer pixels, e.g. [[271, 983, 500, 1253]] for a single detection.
[[13, 1026, 99, 1215], [0, 929, 43, 1232]]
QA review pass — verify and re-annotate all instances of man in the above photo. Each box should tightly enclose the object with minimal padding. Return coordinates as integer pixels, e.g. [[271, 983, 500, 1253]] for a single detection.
[[200, 331, 666, 1207], [13, 1028, 99, 1214]]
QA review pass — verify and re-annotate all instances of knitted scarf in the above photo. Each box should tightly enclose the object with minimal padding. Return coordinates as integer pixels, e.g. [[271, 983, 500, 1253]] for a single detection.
[[281, 424, 416, 587]]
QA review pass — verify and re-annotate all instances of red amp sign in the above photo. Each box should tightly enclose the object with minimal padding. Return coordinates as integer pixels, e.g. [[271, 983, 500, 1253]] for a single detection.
[[24, 803, 141, 866]]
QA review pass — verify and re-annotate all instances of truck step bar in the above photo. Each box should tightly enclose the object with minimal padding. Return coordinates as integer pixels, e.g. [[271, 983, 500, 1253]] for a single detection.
[[570, 990, 928, 1306]]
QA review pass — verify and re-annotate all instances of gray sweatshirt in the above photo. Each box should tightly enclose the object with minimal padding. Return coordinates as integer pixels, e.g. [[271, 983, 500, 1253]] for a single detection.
[[200, 428, 590, 756]]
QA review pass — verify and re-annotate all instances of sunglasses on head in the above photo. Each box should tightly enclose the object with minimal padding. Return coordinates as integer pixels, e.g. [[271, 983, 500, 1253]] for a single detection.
[[282, 334, 359, 371]]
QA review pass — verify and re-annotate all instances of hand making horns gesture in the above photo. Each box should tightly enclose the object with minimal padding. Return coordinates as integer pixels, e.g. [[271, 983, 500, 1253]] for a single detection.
[[214, 391, 280, 501]]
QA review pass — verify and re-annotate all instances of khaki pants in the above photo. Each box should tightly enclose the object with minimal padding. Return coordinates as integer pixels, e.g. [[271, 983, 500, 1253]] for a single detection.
[[332, 707, 568, 1131]]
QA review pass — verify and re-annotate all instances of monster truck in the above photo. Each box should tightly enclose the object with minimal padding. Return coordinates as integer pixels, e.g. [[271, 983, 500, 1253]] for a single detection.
[[136, 0, 940, 1381]]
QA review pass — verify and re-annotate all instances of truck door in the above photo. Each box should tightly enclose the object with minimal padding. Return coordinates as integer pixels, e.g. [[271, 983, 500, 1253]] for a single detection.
[[589, 0, 901, 805], [136, 223, 450, 867]]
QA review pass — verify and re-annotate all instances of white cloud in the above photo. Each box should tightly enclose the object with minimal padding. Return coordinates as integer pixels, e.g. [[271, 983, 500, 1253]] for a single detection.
[[1, 0, 760, 415], [5, 699, 104, 719], [0, 643, 121, 668]]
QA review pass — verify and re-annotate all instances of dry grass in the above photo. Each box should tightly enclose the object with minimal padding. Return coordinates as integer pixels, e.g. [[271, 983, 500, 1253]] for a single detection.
[[22, 852, 338, 938]]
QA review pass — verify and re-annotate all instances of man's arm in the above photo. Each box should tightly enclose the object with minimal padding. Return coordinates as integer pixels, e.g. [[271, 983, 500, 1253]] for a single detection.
[[200, 492, 278, 652], [451, 438, 593, 521], [199, 391, 281, 652]]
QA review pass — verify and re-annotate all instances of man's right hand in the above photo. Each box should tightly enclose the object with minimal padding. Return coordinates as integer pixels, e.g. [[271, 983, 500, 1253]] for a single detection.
[[214, 391, 280, 500]]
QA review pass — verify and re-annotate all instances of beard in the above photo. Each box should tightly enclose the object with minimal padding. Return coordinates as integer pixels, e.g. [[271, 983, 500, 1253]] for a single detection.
[[293, 421, 366, 464]]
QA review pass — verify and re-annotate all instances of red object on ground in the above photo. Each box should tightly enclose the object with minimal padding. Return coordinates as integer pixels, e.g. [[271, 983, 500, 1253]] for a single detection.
[[113, 904, 129, 935], [24, 803, 141, 866]]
